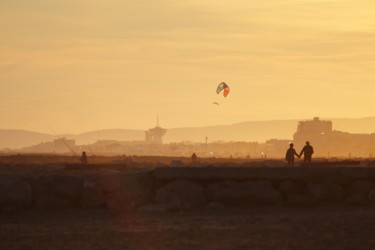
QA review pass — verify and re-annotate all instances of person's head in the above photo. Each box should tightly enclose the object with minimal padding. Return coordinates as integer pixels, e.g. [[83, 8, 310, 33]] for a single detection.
[[82, 151, 86, 155], [289, 143, 294, 148], [306, 141, 310, 145]]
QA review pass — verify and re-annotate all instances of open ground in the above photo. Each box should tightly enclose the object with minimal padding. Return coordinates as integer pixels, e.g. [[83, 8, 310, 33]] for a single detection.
[[1, 155, 375, 250], [1, 206, 375, 250]]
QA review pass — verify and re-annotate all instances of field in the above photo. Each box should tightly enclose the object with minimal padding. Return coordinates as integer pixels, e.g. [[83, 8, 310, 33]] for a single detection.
[[1, 206, 375, 250], [1, 154, 375, 250]]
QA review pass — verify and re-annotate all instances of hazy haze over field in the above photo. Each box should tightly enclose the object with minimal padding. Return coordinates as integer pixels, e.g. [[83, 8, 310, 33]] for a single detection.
[[2, 117, 375, 149], [1, 0, 375, 134]]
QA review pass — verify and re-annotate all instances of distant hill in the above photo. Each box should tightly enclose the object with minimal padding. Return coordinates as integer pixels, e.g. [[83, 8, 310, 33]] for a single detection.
[[1, 117, 375, 149], [0, 130, 56, 149], [0, 129, 145, 149], [331, 117, 375, 134], [164, 117, 375, 144], [73, 129, 145, 145], [164, 120, 298, 143]]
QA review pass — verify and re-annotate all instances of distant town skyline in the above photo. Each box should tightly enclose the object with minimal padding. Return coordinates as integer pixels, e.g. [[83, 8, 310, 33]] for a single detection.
[[5, 117, 375, 158], [3, 116, 375, 150], [1, 0, 375, 133]]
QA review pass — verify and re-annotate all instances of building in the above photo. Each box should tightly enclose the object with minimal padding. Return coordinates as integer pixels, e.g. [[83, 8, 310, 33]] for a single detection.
[[293, 117, 375, 157], [20, 137, 77, 154], [293, 117, 332, 155], [145, 115, 167, 144], [265, 139, 291, 158]]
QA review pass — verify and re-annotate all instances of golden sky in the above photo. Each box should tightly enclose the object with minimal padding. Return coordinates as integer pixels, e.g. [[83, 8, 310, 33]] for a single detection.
[[1, 0, 375, 133]]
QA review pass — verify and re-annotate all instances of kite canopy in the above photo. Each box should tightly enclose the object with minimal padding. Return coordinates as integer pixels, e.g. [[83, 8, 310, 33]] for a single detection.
[[216, 82, 230, 97]]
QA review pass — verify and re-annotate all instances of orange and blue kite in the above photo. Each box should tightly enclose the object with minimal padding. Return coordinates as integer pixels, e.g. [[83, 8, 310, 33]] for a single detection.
[[216, 82, 230, 97]]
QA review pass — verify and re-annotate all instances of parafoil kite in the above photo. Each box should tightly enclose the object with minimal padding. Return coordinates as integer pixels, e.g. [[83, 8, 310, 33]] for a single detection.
[[216, 82, 230, 97]]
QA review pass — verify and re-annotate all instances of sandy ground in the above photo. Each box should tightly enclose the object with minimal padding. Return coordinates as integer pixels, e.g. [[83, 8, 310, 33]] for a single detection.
[[1, 206, 375, 250]]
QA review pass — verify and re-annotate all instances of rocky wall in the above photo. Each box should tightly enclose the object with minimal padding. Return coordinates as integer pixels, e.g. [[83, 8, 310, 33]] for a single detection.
[[2, 167, 375, 212]]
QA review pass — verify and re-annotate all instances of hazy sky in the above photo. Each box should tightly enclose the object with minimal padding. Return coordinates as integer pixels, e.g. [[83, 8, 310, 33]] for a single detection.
[[1, 0, 375, 133]]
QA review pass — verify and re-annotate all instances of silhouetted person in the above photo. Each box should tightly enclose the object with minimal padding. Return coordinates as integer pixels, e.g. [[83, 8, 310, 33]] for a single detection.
[[299, 141, 314, 165], [286, 143, 299, 167], [80, 151, 87, 164], [191, 153, 197, 162]]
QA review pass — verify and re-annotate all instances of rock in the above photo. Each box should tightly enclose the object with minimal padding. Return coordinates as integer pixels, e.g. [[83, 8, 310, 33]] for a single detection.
[[30, 177, 76, 210], [99, 171, 154, 193], [286, 194, 319, 207], [210, 181, 283, 205], [346, 194, 368, 206], [34, 195, 76, 210], [261, 160, 285, 168], [137, 203, 175, 213], [64, 163, 81, 170], [128, 161, 140, 168], [306, 182, 343, 201], [279, 181, 303, 196], [218, 162, 239, 168], [154, 180, 206, 210], [98, 175, 124, 193], [99, 172, 154, 211], [187, 162, 203, 168], [170, 160, 184, 167], [106, 183, 153, 211], [49, 175, 82, 200], [368, 188, 375, 203], [206, 181, 234, 201], [205, 202, 225, 210], [338, 168, 368, 181], [347, 181, 374, 196], [79, 179, 105, 208], [0, 176, 32, 211], [153, 167, 312, 182]]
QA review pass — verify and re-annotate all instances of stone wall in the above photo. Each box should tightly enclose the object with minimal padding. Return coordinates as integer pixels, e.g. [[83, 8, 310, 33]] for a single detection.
[[2, 167, 375, 212]]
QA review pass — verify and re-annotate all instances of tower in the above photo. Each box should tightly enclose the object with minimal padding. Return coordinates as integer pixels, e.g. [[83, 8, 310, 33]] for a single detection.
[[145, 114, 167, 144]]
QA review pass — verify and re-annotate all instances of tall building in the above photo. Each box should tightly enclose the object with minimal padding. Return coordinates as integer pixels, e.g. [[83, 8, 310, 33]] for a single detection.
[[296, 117, 332, 135], [293, 117, 375, 157], [293, 117, 332, 154], [145, 115, 167, 144]]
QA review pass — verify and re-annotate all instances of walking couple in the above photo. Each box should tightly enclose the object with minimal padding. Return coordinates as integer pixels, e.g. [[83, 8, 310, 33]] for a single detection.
[[286, 141, 314, 167]]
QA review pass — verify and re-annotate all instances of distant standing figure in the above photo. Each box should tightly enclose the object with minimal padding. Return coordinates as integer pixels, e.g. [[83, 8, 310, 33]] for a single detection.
[[299, 141, 314, 165], [286, 143, 299, 167], [80, 151, 88, 164], [191, 153, 197, 162]]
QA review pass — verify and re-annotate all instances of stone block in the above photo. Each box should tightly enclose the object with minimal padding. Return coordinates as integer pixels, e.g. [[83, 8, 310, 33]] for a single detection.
[[0, 176, 32, 211]]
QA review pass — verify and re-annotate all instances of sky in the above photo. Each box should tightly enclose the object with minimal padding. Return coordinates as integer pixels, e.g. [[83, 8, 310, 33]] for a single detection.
[[1, 0, 375, 134]]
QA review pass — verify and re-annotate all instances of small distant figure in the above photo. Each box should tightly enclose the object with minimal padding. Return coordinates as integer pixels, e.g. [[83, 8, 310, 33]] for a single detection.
[[299, 141, 314, 165], [286, 143, 300, 167], [191, 153, 197, 162], [80, 151, 88, 164]]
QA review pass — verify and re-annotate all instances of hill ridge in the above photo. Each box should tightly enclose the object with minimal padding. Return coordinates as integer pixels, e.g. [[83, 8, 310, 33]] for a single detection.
[[1, 117, 375, 149]]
